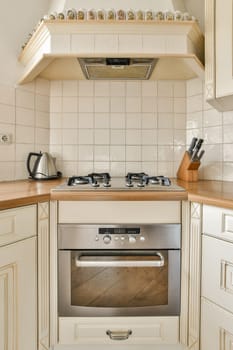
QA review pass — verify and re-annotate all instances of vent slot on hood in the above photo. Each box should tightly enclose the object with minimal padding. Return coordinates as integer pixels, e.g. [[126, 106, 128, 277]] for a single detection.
[[78, 58, 158, 80]]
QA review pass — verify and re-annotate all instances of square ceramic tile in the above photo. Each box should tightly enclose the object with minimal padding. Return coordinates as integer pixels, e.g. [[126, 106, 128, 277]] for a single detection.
[[142, 162, 158, 175], [78, 129, 94, 145], [94, 81, 110, 96], [35, 128, 49, 145], [93, 161, 110, 173], [78, 145, 94, 161], [77, 162, 94, 175], [62, 145, 78, 161], [223, 111, 233, 125], [174, 98, 186, 113], [126, 82, 141, 97], [126, 146, 141, 161], [203, 108, 222, 127], [78, 81, 94, 96], [0, 104, 15, 124], [94, 145, 110, 161], [35, 94, 50, 113], [126, 129, 141, 145], [224, 124, 233, 143], [94, 129, 110, 144], [110, 162, 126, 176], [94, 113, 109, 129], [186, 78, 203, 97], [125, 162, 142, 173], [142, 145, 157, 161], [50, 129, 62, 145], [0, 85, 15, 105], [0, 144, 15, 161], [94, 97, 110, 113], [204, 144, 223, 162], [16, 143, 35, 162], [110, 82, 126, 96], [78, 113, 94, 129], [157, 129, 174, 145], [78, 97, 94, 113], [187, 94, 203, 113], [158, 81, 173, 97], [174, 114, 186, 129], [158, 113, 174, 129], [110, 130, 125, 145], [141, 113, 157, 129], [35, 78, 50, 95], [186, 111, 203, 129], [157, 162, 174, 177], [142, 81, 157, 97], [157, 97, 173, 113], [126, 97, 141, 113], [110, 146, 126, 161], [16, 107, 35, 126], [158, 146, 174, 161], [16, 89, 34, 109], [50, 97, 62, 113], [62, 81, 78, 96], [174, 82, 186, 97], [223, 144, 233, 162], [62, 113, 78, 129], [110, 113, 125, 129], [141, 129, 157, 145], [36, 111, 49, 129], [50, 81, 62, 96], [16, 125, 35, 144], [203, 162, 223, 180], [62, 129, 78, 145], [50, 113, 62, 129], [204, 126, 222, 144], [174, 130, 186, 146], [223, 162, 233, 181], [142, 96, 157, 113], [110, 97, 125, 113], [126, 113, 141, 129], [63, 97, 78, 113]]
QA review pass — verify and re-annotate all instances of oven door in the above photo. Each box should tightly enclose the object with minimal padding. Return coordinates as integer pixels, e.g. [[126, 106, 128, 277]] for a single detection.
[[58, 250, 180, 317]]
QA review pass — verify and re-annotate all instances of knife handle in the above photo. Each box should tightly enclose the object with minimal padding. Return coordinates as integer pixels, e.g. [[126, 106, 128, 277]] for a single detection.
[[188, 137, 198, 154]]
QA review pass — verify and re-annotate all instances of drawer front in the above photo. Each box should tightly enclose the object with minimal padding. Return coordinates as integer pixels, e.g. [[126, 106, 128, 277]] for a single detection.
[[201, 298, 233, 350], [59, 316, 179, 345], [0, 205, 37, 246], [58, 201, 181, 224], [202, 235, 233, 313], [203, 205, 233, 242]]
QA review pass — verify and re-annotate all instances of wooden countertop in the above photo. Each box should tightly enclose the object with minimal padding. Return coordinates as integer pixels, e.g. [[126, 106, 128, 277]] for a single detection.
[[1, 178, 233, 210]]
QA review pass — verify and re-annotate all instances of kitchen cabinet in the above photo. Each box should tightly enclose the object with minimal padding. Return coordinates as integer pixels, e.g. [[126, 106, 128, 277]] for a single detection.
[[0, 205, 37, 350], [205, 0, 233, 111], [201, 205, 233, 349]]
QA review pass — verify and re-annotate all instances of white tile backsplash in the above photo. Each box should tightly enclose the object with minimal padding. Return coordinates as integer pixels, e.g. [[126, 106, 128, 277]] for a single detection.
[[2, 77, 233, 181]]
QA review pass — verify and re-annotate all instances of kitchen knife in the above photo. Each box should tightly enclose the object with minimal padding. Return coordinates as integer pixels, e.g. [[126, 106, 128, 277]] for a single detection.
[[191, 138, 204, 161], [197, 149, 205, 161], [187, 137, 198, 156]]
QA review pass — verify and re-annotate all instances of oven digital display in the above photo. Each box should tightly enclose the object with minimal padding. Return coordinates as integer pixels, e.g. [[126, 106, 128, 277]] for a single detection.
[[98, 228, 140, 235]]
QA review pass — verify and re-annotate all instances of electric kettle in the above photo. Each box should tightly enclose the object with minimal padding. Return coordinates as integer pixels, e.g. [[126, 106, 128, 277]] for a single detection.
[[27, 151, 62, 180]]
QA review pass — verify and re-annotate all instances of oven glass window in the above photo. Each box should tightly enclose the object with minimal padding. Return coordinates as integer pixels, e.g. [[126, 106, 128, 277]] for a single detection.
[[70, 251, 168, 308]]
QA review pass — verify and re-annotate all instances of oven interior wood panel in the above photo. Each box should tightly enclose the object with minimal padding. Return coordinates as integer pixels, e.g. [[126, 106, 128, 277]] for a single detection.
[[71, 252, 168, 308]]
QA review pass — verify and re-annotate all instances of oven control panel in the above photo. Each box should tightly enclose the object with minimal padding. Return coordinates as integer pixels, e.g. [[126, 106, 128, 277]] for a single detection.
[[96, 227, 145, 245]]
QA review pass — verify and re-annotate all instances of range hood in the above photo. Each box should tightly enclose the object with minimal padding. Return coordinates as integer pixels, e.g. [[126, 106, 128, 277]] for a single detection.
[[78, 57, 158, 80], [18, 19, 204, 84]]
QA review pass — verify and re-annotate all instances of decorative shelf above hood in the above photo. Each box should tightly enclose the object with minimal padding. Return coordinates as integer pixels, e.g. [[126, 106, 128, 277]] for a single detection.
[[18, 19, 204, 84]]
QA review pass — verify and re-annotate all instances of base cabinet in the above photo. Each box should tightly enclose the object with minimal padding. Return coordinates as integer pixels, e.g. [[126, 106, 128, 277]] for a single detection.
[[0, 237, 37, 350], [201, 298, 233, 350]]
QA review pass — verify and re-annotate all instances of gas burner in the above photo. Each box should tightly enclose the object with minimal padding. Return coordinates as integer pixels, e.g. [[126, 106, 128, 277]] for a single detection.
[[88, 173, 111, 187], [67, 173, 111, 188], [125, 173, 171, 187]]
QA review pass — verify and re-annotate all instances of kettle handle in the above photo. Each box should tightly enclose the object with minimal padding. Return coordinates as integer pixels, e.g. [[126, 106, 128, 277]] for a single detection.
[[27, 152, 41, 177]]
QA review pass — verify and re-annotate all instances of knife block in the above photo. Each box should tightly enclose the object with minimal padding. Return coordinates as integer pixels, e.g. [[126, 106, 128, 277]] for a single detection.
[[176, 151, 201, 182]]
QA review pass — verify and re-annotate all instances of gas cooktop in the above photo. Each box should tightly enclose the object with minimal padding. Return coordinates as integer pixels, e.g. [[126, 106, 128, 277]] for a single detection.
[[53, 172, 185, 192]]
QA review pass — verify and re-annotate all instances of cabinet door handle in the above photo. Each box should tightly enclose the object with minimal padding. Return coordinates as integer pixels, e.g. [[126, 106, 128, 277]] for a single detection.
[[106, 329, 132, 340]]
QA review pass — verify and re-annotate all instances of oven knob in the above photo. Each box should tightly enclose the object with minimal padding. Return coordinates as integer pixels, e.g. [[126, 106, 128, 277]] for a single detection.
[[103, 235, 111, 244], [129, 235, 136, 243]]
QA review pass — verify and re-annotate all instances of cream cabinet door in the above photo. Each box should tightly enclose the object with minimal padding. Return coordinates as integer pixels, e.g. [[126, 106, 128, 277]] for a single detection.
[[205, 0, 233, 111], [0, 237, 37, 350]]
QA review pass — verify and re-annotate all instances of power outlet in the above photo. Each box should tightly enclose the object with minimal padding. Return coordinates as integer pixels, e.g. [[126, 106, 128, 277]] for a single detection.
[[0, 133, 11, 144]]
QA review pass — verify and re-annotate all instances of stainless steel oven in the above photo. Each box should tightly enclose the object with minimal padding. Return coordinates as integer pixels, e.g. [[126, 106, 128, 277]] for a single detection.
[[58, 223, 181, 317]]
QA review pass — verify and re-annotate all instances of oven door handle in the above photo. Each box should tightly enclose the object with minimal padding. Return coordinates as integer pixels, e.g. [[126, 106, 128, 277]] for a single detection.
[[75, 252, 165, 267]]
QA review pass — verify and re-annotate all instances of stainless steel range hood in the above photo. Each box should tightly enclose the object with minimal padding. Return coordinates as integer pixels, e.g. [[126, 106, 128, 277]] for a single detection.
[[18, 20, 204, 84], [78, 57, 158, 80]]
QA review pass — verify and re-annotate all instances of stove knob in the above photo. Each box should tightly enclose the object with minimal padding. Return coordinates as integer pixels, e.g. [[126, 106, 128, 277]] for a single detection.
[[103, 235, 111, 244], [129, 235, 136, 243]]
